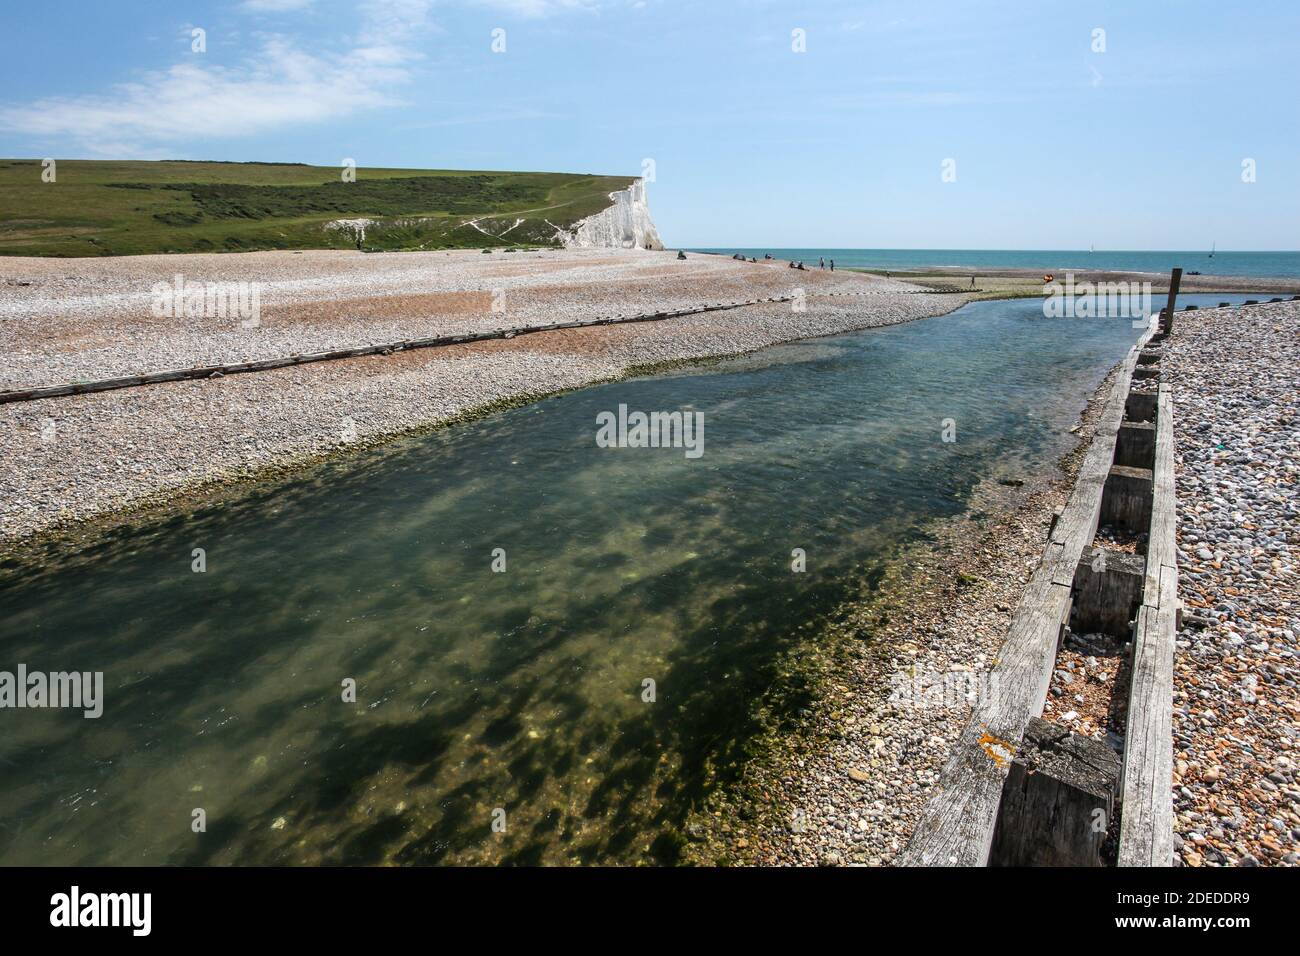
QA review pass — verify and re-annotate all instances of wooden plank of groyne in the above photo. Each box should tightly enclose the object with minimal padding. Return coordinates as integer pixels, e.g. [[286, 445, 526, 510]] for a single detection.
[[1100, 465, 1154, 533], [1125, 390, 1158, 422], [1049, 331, 1150, 558], [1115, 421, 1156, 470], [1072, 550, 1146, 638], [1119, 384, 1178, 867], [900, 576, 1073, 865], [1143, 386, 1178, 603], [1118, 566, 1178, 866], [902, 324, 1154, 867]]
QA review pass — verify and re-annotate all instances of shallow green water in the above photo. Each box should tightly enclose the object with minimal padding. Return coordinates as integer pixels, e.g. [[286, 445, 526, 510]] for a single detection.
[[0, 296, 1247, 865]]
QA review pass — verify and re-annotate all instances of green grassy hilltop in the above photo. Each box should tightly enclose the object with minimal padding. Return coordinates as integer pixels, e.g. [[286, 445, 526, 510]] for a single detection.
[[0, 159, 636, 256]]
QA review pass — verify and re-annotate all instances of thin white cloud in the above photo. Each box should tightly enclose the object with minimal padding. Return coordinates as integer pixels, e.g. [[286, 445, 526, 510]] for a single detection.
[[471, 0, 604, 18], [240, 0, 316, 11], [0, 0, 611, 153], [0, 0, 433, 154]]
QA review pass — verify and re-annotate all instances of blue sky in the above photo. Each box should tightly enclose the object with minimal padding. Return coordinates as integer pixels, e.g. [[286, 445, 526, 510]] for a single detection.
[[1, 0, 1297, 249]]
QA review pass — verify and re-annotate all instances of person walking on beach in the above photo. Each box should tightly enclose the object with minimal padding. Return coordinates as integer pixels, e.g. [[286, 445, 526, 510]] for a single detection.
[[830, 259, 835, 272], [820, 257, 825, 269]]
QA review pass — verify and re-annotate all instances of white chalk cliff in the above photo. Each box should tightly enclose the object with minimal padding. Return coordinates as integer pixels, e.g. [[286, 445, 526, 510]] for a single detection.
[[559, 179, 664, 250]]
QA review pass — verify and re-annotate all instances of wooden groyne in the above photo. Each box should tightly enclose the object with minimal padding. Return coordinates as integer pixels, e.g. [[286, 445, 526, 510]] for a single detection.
[[901, 271, 1186, 867]]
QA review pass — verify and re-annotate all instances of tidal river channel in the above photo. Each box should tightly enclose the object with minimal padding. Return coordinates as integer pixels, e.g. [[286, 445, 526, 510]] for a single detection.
[[1, 294, 1251, 865]]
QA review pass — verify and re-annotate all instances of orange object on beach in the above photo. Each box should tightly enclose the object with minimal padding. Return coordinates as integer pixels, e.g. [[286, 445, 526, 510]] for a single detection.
[[1043, 274, 1055, 282]]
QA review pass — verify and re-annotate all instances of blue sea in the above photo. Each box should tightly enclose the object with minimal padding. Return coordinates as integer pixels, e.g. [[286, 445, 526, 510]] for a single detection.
[[690, 248, 1300, 279]]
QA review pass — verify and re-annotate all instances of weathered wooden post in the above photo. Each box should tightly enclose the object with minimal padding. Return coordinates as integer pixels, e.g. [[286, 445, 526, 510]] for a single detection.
[[990, 718, 1121, 866], [1115, 421, 1156, 469], [1124, 389, 1157, 423], [1100, 465, 1154, 532], [1158, 268, 1182, 336], [1072, 549, 1146, 637]]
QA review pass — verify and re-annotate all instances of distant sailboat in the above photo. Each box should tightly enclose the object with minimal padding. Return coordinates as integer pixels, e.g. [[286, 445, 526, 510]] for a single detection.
[[1089, 243, 1095, 254], [1209, 241, 1215, 259]]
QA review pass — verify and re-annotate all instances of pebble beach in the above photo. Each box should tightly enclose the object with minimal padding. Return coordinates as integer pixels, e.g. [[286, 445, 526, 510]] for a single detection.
[[1165, 302, 1300, 867], [0, 249, 956, 547], [0, 248, 917, 389]]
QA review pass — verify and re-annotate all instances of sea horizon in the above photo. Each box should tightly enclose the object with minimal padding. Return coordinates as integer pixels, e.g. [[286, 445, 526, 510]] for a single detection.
[[688, 248, 1300, 279]]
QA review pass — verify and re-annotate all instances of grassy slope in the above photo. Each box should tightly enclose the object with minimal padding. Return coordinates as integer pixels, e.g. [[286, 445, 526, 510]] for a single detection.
[[0, 159, 636, 257]]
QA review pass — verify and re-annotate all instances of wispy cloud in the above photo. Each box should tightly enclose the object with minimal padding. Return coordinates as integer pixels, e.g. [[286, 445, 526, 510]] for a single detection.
[[0, 0, 614, 155], [471, 0, 604, 18], [0, 0, 434, 155], [240, 0, 316, 11]]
